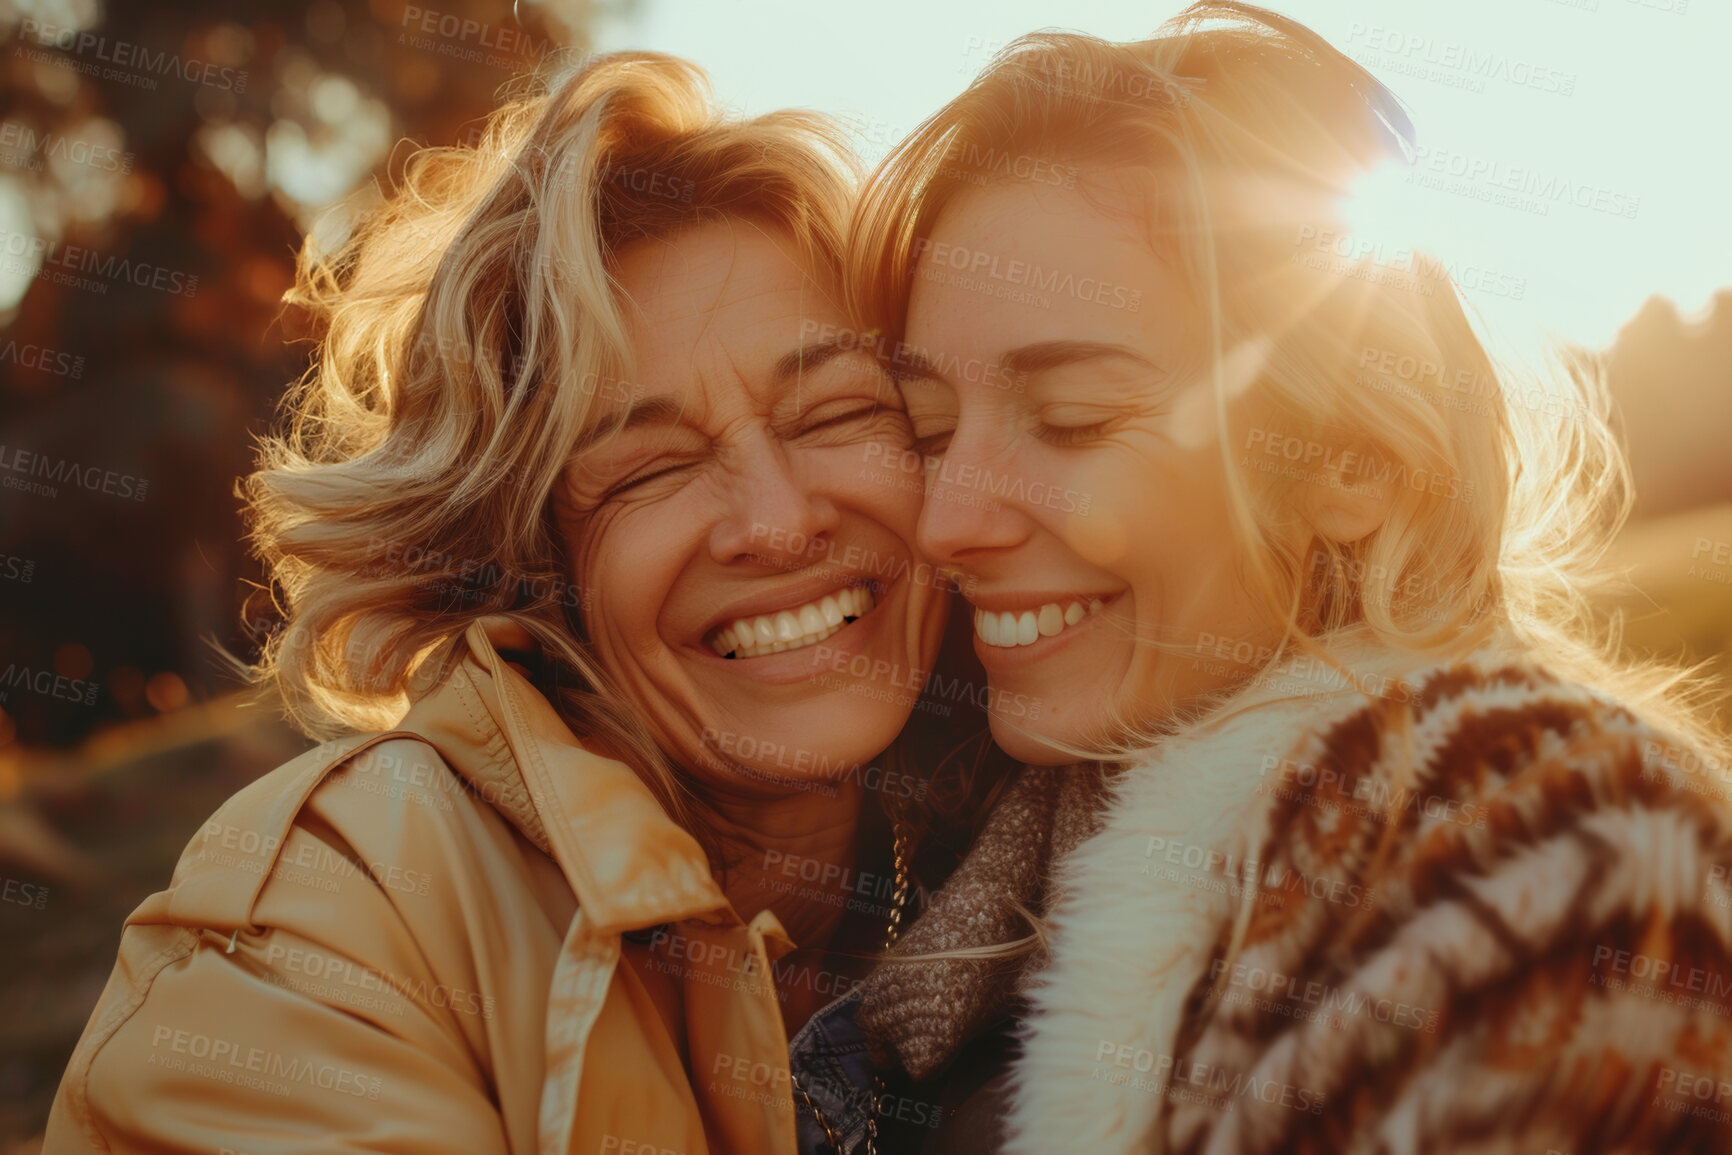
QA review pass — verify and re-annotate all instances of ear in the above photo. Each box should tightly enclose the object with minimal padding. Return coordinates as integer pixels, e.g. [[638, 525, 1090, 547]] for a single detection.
[[1292, 454, 1395, 545]]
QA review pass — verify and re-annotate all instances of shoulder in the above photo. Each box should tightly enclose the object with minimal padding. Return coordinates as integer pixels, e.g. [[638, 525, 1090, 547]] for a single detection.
[[158, 730, 549, 949], [1241, 651, 1732, 949], [173, 735, 466, 894], [1167, 655, 1732, 1150], [1264, 651, 1727, 837], [47, 733, 525, 1154]]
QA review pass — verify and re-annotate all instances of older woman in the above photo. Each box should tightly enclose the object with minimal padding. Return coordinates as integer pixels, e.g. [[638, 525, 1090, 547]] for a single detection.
[[45, 54, 963, 1155], [849, 4, 1732, 1153]]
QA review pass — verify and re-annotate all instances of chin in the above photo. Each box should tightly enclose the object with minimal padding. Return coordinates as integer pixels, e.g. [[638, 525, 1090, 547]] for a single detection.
[[717, 700, 906, 784], [987, 715, 1078, 767]]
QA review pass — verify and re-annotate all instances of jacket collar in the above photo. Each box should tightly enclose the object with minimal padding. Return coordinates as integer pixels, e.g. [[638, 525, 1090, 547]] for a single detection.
[[398, 617, 730, 935]]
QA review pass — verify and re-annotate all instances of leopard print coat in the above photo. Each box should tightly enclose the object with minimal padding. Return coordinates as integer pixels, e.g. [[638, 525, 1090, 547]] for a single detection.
[[1001, 649, 1732, 1154]]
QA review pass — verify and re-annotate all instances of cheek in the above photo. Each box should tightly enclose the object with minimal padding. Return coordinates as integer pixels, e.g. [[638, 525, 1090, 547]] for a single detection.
[[572, 510, 675, 650], [816, 445, 922, 531], [572, 525, 623, 642], [1055, 445, 1230, 576], [1067, 506, 1130, 570], [1045, 451, 1136, 569], [877, 476, 925, 539]]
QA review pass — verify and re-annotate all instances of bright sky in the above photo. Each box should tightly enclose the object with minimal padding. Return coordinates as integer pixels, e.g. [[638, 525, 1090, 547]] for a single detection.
[[595, 0, 1730, 358]]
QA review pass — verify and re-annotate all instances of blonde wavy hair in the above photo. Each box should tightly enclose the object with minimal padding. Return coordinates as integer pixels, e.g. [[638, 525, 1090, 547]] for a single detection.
[[849, 1, 1723, 750], [243, 52, 858, 826]]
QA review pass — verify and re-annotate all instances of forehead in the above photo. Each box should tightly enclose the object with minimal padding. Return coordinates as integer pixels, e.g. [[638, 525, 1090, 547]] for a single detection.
[[613, 220, 842, 394], [906, 176, 1194, 354], [932, 176, 1147, 246], [574, 222, 874, 452]]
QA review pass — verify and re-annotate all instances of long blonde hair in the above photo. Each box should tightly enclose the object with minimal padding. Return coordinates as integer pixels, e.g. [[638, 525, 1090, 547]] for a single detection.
[[243, 53, 858, 828], [849, 2, 1722, 749]]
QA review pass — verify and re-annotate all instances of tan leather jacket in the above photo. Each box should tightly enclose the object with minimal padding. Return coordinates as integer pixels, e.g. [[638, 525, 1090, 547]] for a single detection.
[[46, 618, 801, 1155]]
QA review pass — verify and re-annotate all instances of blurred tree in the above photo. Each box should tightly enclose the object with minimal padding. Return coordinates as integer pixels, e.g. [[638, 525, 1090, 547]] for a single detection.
[[0, 0, 625, 749]]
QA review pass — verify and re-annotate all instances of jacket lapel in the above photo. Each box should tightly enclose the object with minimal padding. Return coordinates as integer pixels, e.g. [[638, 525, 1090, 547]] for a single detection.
[[400, 617, 729, 933], [400, 619, 797, 1155]]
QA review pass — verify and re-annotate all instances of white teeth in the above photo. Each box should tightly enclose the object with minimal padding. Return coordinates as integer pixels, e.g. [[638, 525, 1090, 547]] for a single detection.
[[835, 586, 873, 618], [973, 599, 1104, 648], [706, 586, 876, 658], [976, 609, 1000, 646]]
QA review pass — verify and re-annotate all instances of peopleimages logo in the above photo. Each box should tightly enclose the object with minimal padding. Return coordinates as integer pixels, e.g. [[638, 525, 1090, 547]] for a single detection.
[[16, 19, 249, 93], [1291, 225, 1527, 301], [1343, 23, 1577, 96], [1408, 144, 1640, 220], [745, 522, 971, 596], [263, 943, 496, 1021], [862, 443, 1093, 515], [147, 1026, 381, 1099], [0, 445, 149, 501], [939, 140, 1078, 188], [1259, 754, 1487, 829], [0, 338, 84, 380], [699, 727, 876, 783], [0, 122, 133, 175], [398, 4, 550, 67], [1205, 958, 1440, 1034], [1, 876, 49, 910], [1091, 1041, 1326, 1114], [0, 664, 98, 706], [795, 320, 1028, 394], [1242, 427, 1476, 503], [810, 645, 1043, 721], [1142, 834, 1376, 910], [911, 238, 1143, 312], [0, 227, 199, 297], [1018, 56, 1197, 108]]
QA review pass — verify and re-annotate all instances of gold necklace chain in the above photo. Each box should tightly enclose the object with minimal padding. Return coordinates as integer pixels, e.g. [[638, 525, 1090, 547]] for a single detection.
[[789, 825, 911, 1155]]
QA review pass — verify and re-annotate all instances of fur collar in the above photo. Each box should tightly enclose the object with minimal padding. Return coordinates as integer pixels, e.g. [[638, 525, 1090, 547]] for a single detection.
[[1003, 646, 1428, 1154]]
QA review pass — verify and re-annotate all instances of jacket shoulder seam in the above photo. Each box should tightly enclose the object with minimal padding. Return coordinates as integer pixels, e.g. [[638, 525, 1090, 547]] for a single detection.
[[166, 731, 424, 932], [59, 928, 201, 1153]]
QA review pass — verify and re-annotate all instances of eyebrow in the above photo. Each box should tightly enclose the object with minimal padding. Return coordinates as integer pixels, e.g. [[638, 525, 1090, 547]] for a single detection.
[[569, 394, 686, 455], [567, 337, 869, 456], [770, 337, 862, 386], [896, 340, 1160, 383]]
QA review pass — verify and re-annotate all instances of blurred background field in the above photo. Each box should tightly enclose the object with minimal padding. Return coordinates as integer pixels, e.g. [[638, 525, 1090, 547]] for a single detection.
[[1, 0, 1729, 1148]]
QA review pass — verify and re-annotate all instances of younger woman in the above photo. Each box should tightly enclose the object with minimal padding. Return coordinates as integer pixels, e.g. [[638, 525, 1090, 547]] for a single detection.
[[851, 5, 1732, 1151]]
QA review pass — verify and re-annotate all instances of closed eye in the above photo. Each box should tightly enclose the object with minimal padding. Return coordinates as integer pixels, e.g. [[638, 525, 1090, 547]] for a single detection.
[[805, 405, 881, 432], [601, 459, 700, 502], [1033, 399, 1150, 447], [1035, 419, 1119, 447], [910, 420, 954, 457], [785, 396, 911, 445]]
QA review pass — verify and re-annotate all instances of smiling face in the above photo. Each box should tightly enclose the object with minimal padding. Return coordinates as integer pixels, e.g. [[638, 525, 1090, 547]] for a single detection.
[[902, 176, 1288, 764], [553, 219, 946, 798]]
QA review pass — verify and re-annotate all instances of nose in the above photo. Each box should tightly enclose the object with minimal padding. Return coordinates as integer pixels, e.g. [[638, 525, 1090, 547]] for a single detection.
[[709, 430, 841, 568], [916, 420, 1028, 567]]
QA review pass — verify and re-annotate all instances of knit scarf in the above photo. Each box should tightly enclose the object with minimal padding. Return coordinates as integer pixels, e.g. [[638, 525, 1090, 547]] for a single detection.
[[856, 763, 1109, 1080]]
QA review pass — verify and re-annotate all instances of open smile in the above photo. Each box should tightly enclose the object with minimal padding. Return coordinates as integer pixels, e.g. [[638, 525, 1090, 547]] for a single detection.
[[972, 597, 1104, 648], [704, 584, 877, 658]]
